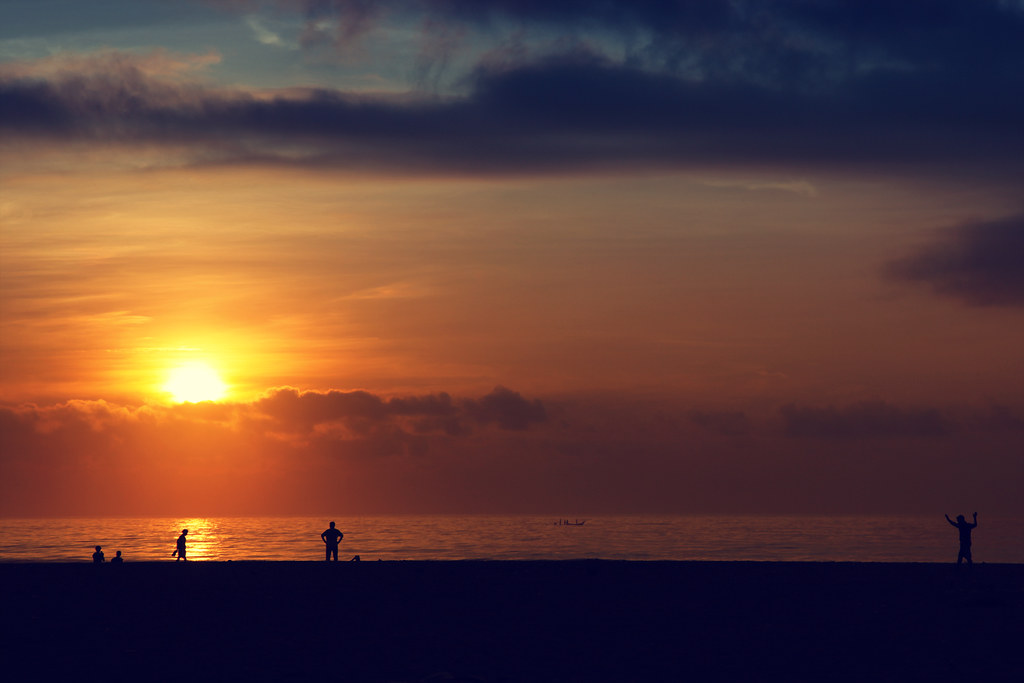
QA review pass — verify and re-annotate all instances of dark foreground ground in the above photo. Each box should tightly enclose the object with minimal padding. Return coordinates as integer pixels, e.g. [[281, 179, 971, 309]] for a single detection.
[[3, 561, 1023, 682]]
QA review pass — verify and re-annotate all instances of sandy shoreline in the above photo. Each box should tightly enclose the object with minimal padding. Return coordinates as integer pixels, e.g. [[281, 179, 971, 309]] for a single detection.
[[4, 560, 1023, 682]]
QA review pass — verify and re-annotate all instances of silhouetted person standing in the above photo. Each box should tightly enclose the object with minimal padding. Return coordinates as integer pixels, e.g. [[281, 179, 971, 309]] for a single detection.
[[92, 545, 105, 563], [945, 512, 977, 566], [321, 521, 344, 561], [111, 550, 124, 564], [173, 529, 188, 561]]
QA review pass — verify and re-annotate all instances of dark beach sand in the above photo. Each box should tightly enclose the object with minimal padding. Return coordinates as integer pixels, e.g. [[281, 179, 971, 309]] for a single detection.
[[4, 561, 1022, 682]]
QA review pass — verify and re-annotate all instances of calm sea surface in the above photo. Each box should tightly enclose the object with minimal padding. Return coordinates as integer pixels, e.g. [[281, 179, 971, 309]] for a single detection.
[[1, 515, 1021, 563]]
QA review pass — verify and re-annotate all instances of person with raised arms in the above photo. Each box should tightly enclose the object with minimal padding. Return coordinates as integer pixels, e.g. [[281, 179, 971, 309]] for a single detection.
[[945, 512, 978, 566]]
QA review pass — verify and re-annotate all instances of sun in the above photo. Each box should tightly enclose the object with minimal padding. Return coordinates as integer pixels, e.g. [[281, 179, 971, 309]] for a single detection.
[[164, 362, 228, 403]]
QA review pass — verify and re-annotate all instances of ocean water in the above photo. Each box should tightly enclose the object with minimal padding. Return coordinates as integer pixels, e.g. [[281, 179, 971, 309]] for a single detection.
[[0, 514, 1021, 563]]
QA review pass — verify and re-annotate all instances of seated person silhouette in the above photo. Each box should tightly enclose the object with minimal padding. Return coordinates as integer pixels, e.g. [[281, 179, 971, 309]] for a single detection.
[[111, 550, 124, 564], [172, 529, 188, 561], [321, 521, 344, 561], [92, 545, 105, 563], [945, 512, 977, 566]]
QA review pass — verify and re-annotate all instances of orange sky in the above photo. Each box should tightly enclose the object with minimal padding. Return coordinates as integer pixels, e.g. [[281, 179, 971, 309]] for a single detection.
[[2, 1, 1023, 516], [3, 162, 1022, 516], [4, 166, 1021, 404]]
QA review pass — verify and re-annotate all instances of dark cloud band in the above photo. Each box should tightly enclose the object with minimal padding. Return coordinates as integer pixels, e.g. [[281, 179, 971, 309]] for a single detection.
[[4, 0, 1024, 175], [3, 50, 1021, 175]]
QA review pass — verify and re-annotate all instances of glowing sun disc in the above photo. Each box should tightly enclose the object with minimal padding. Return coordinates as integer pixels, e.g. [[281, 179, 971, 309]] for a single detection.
[[164, 362, 227, 403]]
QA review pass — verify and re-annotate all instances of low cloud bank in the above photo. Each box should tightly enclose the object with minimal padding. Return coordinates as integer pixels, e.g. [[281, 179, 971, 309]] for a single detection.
[[781, 401, 950, 439], [3, 390, 1022, 516]]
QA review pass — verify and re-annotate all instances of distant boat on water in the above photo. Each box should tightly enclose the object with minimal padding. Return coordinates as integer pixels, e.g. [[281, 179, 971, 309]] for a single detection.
[[556, 519, 586, 526]]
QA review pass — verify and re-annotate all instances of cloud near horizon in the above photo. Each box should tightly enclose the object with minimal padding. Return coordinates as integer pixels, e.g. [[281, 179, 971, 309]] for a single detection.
[[254, 385, 546, 435], [3, 390, 1023, 516], [2, 385, 546, 439], [781, 401, 951, 439], [0, 386, 553, 515]]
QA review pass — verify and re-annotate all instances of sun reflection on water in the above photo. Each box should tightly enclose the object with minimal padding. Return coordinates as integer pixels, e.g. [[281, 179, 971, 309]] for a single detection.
[[173, 518, 219, 561]]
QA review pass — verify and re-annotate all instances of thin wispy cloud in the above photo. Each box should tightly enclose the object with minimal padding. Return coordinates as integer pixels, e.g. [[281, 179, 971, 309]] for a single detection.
[[245, 16, 295, 49]]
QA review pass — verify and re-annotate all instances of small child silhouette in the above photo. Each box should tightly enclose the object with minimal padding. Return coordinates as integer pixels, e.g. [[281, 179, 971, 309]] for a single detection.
[[92, 545, 105, 563]]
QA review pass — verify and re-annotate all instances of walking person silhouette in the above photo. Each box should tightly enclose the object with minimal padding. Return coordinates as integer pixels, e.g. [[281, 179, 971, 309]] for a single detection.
[[172, 529, 188, 562], [945, 512, 977, 566], [321, 521, 344, 561]]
